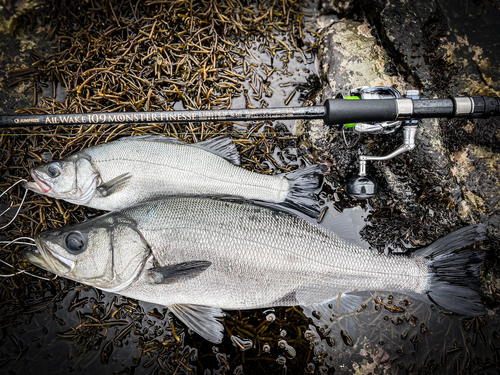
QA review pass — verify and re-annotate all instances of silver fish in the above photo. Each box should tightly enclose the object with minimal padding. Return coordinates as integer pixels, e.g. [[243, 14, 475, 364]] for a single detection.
[[23, 136, 326, 218], [24, 198, 486, 343]]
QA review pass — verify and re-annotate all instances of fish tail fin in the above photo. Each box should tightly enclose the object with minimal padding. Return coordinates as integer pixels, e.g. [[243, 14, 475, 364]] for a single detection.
[[278, 164, 328, 219], [413, 224, 487, 316]]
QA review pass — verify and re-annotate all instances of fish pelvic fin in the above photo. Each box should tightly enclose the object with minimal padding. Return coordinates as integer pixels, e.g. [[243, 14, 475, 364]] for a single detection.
[[278, 164, 328, 219], [168, 304, 226, 343], [413, 224, 487, 317], [96, 173, 131, 197], [147, 260, 211, 284]]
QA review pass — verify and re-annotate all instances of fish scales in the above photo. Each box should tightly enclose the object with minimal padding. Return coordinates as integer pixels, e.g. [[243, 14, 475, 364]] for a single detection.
[[27, 197, 486, 343], [119, 198, 428, 310], [84, 139, 288, 211]]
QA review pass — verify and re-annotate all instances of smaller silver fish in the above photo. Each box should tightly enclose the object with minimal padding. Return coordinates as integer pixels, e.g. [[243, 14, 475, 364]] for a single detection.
[[24, 135, 327, 218]]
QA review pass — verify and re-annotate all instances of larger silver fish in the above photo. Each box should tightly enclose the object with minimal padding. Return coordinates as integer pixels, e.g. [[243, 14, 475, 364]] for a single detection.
[[25, 198, 486, 343], [24, 136, 326, 218]]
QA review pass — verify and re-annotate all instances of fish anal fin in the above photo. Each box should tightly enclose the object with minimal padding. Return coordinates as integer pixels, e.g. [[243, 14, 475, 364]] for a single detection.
[[192, 136, 241, 166], [300, 292, 363, 340], [96, 173, 131, 197], [298, 291, 363, 316], [147, 260, 211, 284], [168, 304, 226, 343]]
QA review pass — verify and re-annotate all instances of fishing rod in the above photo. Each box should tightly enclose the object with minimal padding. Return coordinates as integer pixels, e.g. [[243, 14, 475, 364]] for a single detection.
[[1, 86, 499, 199], [1, 89, 499, 128]]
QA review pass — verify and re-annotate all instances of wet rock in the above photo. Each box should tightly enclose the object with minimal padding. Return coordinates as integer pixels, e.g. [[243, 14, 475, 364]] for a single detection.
[[296, 19, 408, 186], [319, 0, 359, 18], [316, 19, 407, 99], [326, 0, 500, 94], [449, 143, 500, 304], [297, 18, 464, 249], [436, 0, 500, 95], [363, 0, 500, 96], [451, 145, 500, 245], [305, 0, 500, 259], [362, 0, 443, 91]]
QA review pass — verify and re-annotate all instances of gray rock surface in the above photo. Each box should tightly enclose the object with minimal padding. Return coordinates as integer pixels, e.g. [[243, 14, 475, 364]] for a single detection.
[[303, 3, 500, 371]]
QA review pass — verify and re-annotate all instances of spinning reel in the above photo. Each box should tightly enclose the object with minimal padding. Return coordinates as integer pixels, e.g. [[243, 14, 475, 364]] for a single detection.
[[334, 86, 420, 200]]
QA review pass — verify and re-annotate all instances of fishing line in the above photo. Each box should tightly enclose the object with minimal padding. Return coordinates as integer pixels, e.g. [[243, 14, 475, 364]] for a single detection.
[[0, 237, 57, 281], [0, 258, 56, 281], [0, 179, 28, 230], [0, 236, 37, 246]]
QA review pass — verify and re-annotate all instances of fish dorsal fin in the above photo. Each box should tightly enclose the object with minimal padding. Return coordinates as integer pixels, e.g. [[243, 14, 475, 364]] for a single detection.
[[147, 260, 211, 284], [168, 304, 226, 343], [117, 135, 241, 166], [191, 136, 241, 166], [96, 173, 131, 197]]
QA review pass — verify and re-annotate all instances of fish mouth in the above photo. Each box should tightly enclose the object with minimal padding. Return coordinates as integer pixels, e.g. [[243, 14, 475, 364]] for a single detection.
[[23, 238, 74, 275], [24, 170, 52, 194]]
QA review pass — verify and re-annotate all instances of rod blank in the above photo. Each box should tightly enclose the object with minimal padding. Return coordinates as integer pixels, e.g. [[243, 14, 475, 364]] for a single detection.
[[1, 96, 499, 128], [0, 106, 325, 128]]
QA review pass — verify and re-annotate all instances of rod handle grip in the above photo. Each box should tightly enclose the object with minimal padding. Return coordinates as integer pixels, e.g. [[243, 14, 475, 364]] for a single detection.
[[323, 98, 397, 126]]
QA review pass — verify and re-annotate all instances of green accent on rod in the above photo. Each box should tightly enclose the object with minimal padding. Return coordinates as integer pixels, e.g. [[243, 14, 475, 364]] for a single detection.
[[344, 96, 360, 127]]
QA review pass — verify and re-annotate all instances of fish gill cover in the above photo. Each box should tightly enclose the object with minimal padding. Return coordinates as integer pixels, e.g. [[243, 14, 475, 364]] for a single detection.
[[0, 0, 499, 374]]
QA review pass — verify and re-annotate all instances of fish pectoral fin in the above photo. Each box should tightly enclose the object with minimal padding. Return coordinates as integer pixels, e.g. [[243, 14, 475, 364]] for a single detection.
[[168, 304, 226, 343], [192, 136, 241, 166], [96, 173, 131, 197], [146, 260, 211, 284]]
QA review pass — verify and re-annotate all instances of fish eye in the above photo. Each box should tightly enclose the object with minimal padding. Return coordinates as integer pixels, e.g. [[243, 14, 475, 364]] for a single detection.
[[47, 163, 61, 178], [65, 232, 86, 254]]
